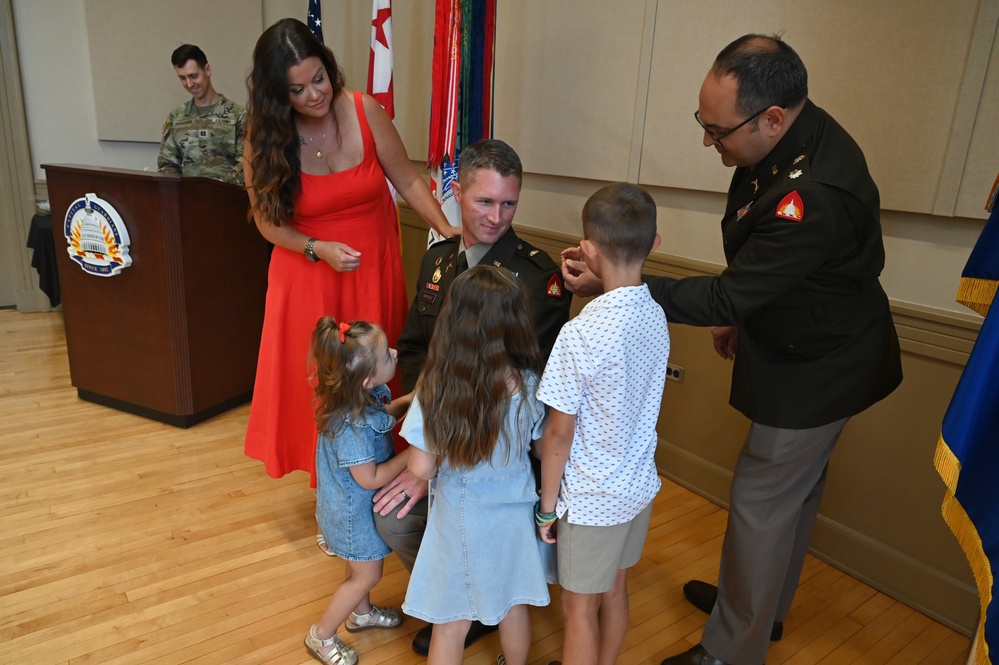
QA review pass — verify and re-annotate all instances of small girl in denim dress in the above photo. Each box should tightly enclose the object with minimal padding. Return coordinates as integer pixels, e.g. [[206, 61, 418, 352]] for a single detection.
[[401, 266, 553, 665], [304, 316, 412, 665]]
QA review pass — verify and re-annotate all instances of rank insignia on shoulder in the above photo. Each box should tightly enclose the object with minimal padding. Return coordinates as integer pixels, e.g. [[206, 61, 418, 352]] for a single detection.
[[790, 169, 802, 179], [776, 191, 804, 222], [547, 274, 564, 298], [529, 249, 540, 256]]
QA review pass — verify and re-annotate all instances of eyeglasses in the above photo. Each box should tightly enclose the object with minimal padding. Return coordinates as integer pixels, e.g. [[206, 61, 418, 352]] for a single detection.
[[694, 107, 771, 147]]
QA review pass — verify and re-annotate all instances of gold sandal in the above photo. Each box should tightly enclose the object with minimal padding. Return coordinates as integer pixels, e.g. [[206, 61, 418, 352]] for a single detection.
[[304, 625, 357, 665], [344, 604, 402, 632]]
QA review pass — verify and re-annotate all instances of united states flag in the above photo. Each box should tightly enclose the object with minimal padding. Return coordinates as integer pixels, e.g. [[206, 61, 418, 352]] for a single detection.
[[307, 0, 324, 43]]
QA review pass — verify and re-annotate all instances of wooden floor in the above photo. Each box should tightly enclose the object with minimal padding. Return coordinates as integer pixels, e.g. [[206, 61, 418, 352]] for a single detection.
[[0, 309, 971, 665]]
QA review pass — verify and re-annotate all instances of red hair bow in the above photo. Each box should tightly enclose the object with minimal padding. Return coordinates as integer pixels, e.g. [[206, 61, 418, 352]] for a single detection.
[[338, 321, 351, 343]]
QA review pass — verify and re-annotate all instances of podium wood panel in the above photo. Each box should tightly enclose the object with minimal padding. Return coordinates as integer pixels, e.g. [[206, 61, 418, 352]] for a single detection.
[[42, 164, 268, 426]]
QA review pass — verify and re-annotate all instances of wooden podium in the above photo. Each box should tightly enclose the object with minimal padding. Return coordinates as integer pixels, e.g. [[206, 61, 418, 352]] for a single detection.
[[43, 164, 270, 427]]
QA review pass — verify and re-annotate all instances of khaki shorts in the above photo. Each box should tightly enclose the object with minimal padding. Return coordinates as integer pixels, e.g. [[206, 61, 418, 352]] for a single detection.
[[556, 501, 654, 594]]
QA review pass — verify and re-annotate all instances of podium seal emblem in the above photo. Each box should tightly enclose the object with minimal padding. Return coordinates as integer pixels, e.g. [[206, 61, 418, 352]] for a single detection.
[[63, 193, 132, 276]]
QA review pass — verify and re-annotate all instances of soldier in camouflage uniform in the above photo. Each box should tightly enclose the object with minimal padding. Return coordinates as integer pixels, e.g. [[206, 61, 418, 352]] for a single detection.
[[157, 44, 246, 185]]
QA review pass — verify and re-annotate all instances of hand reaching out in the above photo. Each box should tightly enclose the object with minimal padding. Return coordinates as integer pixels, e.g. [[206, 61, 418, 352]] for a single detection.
[[560, 246, 603, 297]]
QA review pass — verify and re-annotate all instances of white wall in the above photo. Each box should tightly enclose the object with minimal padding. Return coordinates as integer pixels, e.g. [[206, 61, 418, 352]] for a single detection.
[[11, 0, 990, 315], [13, 0, 160, 177]]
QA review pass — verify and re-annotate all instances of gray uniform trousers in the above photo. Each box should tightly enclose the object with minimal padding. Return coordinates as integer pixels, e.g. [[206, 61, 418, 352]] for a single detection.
[[374, 497, 429, 573], [702, 417, 848, 665]]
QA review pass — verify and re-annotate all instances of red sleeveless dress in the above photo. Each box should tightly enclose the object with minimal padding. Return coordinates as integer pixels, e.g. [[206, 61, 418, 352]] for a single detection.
[[245, 92, 407, 486]]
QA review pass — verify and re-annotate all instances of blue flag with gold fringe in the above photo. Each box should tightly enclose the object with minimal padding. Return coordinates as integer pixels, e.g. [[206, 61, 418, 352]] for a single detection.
[[935, 181, 999, 665]]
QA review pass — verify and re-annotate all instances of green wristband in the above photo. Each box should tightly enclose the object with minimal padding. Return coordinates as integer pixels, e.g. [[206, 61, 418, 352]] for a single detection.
[[535, 508, 557, 527]]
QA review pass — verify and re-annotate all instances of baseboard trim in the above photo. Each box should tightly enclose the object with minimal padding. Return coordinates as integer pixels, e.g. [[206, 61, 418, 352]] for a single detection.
[[657, 439, 978, 636]]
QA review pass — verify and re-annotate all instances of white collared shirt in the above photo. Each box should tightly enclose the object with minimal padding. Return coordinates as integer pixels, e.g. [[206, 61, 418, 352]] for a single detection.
[[537, 284, 670, 526]]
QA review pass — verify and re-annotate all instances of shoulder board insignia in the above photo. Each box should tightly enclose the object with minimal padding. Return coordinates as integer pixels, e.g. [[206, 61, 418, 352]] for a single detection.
[[547, 274, 564, 298], [776, 191, 804, 222], [789, 169, 802, 179], [529, 249, 540, 256]]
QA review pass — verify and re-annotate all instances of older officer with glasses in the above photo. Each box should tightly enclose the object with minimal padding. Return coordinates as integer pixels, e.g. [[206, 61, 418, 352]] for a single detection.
[[563, 34, 902, 665]]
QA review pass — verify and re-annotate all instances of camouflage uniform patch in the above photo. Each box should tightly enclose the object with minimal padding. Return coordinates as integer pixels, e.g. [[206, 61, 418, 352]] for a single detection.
[[157, 94, 246, 185]]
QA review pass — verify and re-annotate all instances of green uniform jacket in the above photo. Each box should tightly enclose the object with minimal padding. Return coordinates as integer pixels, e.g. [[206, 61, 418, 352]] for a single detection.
[[646, 100, 902, 429], [157, 94, 246, 185], [397, 227, 572, 392]]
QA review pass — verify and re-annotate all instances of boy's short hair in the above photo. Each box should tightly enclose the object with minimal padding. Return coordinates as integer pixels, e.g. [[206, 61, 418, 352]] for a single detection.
[[582, 182, 657, 266]]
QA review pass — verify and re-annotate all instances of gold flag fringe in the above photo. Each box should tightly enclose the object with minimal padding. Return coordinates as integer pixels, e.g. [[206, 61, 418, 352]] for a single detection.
[[935, 436, 993, 665], [957, 277, 997, 318]]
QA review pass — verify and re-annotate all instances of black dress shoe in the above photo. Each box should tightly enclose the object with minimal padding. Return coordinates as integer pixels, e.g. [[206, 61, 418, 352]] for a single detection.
[[682, 580, 784, 641], [660, 644, 735, 665], [411, 620, 499, 655]]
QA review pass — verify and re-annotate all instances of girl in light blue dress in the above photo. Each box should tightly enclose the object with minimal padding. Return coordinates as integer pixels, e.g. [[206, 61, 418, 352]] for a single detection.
[[402, 266, 553, 665], [305, 316, 412, 665]]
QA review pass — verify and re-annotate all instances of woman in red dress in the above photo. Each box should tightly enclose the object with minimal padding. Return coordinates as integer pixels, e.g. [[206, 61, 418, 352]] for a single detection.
[[243, 19, 455, 544]]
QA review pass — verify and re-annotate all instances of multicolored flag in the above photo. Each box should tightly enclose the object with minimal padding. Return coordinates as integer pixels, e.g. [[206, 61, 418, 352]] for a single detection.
[[935, 178, 999, 665], [427, 0, 496, 246], [367, 0, 394, 119], [307, 0, 324, 44]]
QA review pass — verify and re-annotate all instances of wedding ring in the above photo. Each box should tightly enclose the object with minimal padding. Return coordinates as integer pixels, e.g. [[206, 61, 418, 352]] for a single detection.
[[400, 490, 409, 500]]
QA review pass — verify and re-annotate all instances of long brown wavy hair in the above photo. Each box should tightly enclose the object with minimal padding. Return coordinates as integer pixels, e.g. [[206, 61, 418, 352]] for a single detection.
[[310, 317, 381, 435], [416, 266, 542, 468], [246, 18, 346, 226]]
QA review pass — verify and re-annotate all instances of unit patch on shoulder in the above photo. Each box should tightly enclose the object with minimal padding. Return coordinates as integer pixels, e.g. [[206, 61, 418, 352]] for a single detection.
[[776, 191, 804, 222], [547, 273, 563, 298]]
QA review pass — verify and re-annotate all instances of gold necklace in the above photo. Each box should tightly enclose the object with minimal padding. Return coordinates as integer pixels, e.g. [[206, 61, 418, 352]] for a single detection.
[[304, 116, 332, 159], [307, 131, 327, 159]]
